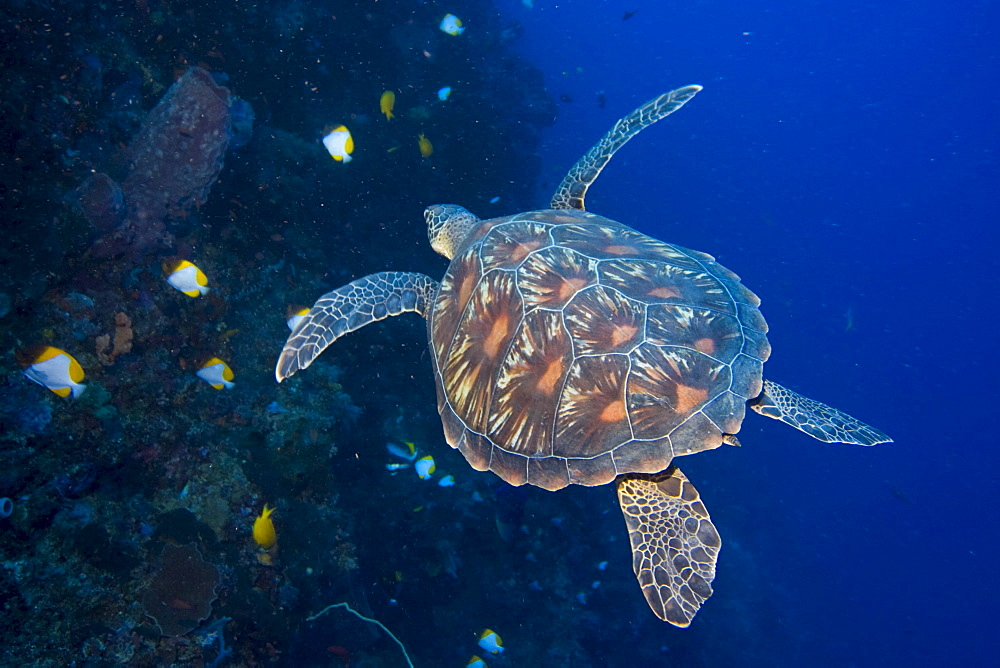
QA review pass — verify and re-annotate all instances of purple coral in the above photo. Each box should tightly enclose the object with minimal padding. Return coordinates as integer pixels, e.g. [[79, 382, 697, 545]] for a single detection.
[[91, 67, 232, 258], [140, 543, 221, 637]]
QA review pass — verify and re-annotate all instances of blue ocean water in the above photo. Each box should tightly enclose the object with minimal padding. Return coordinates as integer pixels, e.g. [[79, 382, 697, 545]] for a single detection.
[[501, 0, 998, 664], [1, 0, 995, 665]]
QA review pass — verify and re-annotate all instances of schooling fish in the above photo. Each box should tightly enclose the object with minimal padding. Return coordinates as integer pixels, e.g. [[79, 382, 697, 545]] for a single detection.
[[437, 86, 452, 101], [439, 13, 465, 36], [477, 629, 504, 655], [196, 357, 235, 389], [21, 346, 86, 398], [323, 125, 354, 162], [165, 259, 209, 297], [380, 91, 396, 120], [466, 656, 487, 668], [418, 133, 433, 158]]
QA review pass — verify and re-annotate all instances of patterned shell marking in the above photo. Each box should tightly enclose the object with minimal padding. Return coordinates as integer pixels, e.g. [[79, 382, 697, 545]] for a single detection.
[[429, 209, 771, 491]]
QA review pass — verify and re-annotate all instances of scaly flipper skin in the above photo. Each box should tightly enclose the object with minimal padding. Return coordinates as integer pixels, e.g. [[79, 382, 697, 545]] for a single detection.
[[275, 272, 439, 382], [750, 379, 892, 445], [616, 468, 721, 628], [550, 85, 703, 211]]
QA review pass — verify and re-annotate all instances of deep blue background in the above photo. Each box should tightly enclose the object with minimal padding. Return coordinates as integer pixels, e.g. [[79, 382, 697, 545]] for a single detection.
[[499, 0, 998, 663]]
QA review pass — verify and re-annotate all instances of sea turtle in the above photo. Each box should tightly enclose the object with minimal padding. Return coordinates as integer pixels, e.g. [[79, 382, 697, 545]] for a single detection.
[[275, 85, 891, 627]]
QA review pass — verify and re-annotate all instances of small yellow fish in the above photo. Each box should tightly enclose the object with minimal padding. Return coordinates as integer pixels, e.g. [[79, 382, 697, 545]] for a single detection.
[[418, 133, 433, 158], [196, 357, 235, 390], [380, 91, 395, 120], [415, 455, 436, 480], [253, 505, 277, 549], [478, 629, 504, 654], [21, 346, 86, 398], [439, 13, 465, 36], [467, 656, 487, 668], [323, 125, 354, 162], [165, 259, 209, 297]]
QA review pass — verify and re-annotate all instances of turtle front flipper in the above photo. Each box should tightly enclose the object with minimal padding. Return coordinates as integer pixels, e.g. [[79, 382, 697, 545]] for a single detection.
[[616, 468, 721, 627], [750, 379, 892, 445], [276, 271, 439, 382], [551, 84, 702, 211]]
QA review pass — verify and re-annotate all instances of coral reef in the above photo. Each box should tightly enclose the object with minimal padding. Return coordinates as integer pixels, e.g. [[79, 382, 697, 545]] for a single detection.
[[141, 542, 222, 637]]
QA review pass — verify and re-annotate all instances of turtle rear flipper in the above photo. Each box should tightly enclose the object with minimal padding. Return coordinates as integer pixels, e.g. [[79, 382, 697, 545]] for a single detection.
[[276, 271, 439, 382], [751, 379, 892, 445], [616, 468, 721, 628]]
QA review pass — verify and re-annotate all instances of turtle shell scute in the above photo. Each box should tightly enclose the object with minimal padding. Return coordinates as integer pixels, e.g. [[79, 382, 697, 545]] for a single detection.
[[610, 436, 677, 475], [646, 304, 743, 364], [729, 353, 764, 400], [554, 354, 632, 458], [626, 343, 730, 442], [700, 390, 746, 436], [441, 270, 522, 433], [488, 446, 529, 486], [599, 259, 737, 314], [553, 223, 702, 265], [566, 452, 618, 486], [455, 430, 493, 472], [480, 221, 554, 270], [667, 411, 725, 456], [431, 245, 483, 361], [488, 309, 571, 457], [527, 456, 572, 491], [564, 286, 646, 356], [517, 245, 599, 310]]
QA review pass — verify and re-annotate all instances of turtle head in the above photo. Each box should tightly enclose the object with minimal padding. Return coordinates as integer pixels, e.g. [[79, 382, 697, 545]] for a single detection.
[[425, 204, 480, 260]]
